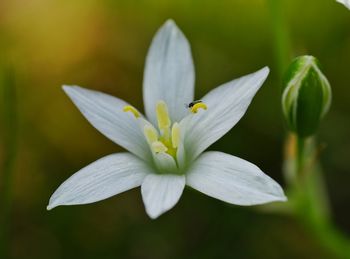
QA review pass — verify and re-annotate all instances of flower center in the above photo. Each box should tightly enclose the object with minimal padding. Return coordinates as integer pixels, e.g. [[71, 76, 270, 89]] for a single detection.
[[123, 100, 207, 168], [144, 100, 179, 158]]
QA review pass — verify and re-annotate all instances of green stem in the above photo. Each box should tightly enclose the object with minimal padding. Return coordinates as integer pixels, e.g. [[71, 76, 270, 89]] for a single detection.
[[290, 137, 350, 258], [296, 136, 305, 180], [298, 205, 350, 259], [267, 0, 292, 80], [0, 65, 18, 258]]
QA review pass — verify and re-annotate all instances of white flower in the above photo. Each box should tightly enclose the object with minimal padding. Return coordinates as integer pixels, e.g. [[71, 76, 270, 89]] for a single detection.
[[47, 20, 287, 219], [337, 0, 350, 9]]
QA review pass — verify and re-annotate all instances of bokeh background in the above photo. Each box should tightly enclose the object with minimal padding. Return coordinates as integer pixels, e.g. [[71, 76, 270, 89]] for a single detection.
[[0, 0, 350, 258]]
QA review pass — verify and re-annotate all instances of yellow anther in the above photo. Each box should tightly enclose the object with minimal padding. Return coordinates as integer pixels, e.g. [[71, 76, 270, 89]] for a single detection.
[[191, 102, 207, 113], [123, 105, 140, 118], [171, 122, 180, 148], [156, 101, 171, 130], [152, 141, 168, 153], [143, 125, 158, 144]]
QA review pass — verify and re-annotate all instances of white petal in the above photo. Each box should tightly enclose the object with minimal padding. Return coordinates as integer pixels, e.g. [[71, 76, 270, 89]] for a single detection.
[[176, 142, 186, 171], [141, 173, 185, 219], [63, 85, 151, 160], [337, 0, 350, 9], [152, 152, 178, 174], [143, 19, 195, 125], [186, 151, 286, 206], [47, 153, 150, 210], [180, 67, 269, 161]]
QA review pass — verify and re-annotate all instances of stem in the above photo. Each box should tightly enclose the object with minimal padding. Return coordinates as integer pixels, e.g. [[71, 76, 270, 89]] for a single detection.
[[287, 136, 350, 258], [267, 0, 292, 80], [298, 205, 350, 259], [0, 65, 18, 258], [296, 136, 305, 180]]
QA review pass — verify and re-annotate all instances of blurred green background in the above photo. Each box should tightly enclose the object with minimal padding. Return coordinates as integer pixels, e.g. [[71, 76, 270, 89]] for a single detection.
[[1, 0, 350, 258]]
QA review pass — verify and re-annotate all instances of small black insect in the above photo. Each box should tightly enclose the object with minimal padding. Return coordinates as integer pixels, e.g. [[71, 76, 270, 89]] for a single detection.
[[186, 100, 203, 108]]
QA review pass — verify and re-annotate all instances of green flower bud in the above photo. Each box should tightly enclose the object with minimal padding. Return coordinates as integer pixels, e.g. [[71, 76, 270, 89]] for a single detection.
[[282, 55, 332, 138]]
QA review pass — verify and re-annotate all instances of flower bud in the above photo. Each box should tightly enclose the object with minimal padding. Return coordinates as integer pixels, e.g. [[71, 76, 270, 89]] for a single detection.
[[282, 55, 332, 138]]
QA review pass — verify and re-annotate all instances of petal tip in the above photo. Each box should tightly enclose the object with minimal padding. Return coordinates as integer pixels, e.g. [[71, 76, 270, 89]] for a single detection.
[[142, 198, 163, 219], [160, 19, 183, 37], [271, 188, 288, 203], [62, 84, 83, 91], [62, 85, 76, 95], [259, 66, 270, 78], [46, 203, 55, 211], [141, 174, 185, 220], [62, 84, 73, 91], [262, 66, 270, 74], [47, 193, 63, 210], [270, 181, 288, 203], [249, 66, 269, 87], [165, 18, 175, 24], [145, 210, 161, 220], [47, 196, 60, 210], [62, 85, 89, 100], [279, 194, 288, 202], [163, 19, 177, 29]]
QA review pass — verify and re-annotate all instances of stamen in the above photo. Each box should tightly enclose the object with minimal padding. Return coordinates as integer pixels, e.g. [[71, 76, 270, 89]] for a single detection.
[[152, 141, 168, 153], [156, 101, 171, 130], [191, 102, 208, 113], [123, 105, 140, 118], [171, 122, 180, 148], [143, 125, 158, 144]]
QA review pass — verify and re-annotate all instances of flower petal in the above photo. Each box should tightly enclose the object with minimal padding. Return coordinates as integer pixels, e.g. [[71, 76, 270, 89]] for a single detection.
[[152, 152, 178, 174], [141, 173, 185, 219], [186, 151, 287, 205], [180, 67, 269, 161], [143, 19, 195, 125], [337, 0, 350, 9], [47, 153, 150, 210], [63, 85, 151, 160], [176, 142, 186, 171]]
